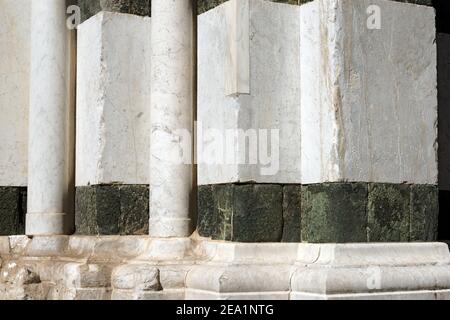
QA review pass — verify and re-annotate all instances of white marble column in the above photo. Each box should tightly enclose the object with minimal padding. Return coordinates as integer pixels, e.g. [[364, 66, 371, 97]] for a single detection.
[[150, 0, 195, 237], [26, 0, 76, 235]]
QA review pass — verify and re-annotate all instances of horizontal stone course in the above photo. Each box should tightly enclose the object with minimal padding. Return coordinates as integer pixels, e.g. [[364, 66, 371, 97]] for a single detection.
[[1, 237, 450, 300], [198, 183, 439, 243]]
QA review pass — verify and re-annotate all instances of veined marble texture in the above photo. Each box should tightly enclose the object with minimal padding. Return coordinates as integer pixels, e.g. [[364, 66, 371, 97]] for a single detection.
[[300, 0, 437, 185], [76, 12, 151, 186], [149, 0, 195, 237]]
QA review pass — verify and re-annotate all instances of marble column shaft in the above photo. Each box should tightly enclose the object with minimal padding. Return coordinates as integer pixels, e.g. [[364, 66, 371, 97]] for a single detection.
[[27, 0, 76, 235], [149, 0, 195, 237]]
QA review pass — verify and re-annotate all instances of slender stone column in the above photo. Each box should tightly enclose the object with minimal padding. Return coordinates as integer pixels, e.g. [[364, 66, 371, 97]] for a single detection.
[[150, 0, 195, 237], [26, 0, 76, 235]]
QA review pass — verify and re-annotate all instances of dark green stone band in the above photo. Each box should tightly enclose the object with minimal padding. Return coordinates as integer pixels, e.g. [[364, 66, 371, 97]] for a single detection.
[[0, 187, 26, 236], [196, 0, 432, 15], [75, 185, 149, 235], [77, 0, 434, 23], [77, 0, 152, 22], [198, 183, 439, 243]]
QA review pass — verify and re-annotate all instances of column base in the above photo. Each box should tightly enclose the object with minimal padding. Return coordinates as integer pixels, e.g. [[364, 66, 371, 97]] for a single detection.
[[26, 212, 68, 236], [149, 218, 192, 238]]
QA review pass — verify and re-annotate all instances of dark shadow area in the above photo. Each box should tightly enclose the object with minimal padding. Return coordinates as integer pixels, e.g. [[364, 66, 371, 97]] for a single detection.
[[436, 0, 450, 240], [439, 191, 450, 240], [433, 0, 450, 34]]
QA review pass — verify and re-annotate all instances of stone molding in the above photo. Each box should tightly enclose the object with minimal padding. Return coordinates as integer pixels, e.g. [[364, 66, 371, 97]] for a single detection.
[[1, 236, 450, 300]]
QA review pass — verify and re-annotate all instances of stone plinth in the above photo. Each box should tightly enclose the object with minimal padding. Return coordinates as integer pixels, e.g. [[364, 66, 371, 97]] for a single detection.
[[1, 236, 450, 300], [76, 12, 151, 235]]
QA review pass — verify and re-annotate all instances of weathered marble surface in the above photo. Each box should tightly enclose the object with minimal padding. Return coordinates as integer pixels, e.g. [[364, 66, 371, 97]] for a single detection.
[[300, 0, 437, 185], [76, 12, 151, 186], [0, 0, 30, 187], [198, 0, 301, 185]]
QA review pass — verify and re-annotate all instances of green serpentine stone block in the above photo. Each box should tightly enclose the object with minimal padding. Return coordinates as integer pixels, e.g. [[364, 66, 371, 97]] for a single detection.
[[367, 184, 410, 242], [233, 184, 283, 242], [198, 183, 439, 243], [77, 0, 151, 22], [282, 185, 302, 242], [197, 185, 215, 237], [301, 183, 368, 243], [410, 185, 439, 241], [213, 184, 235, 241], [197, 184, 284, 242], [75, 185, 149, 235], [0, 187, 26, 236]]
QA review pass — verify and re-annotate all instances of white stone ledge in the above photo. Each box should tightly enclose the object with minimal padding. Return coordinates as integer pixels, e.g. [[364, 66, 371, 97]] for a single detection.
[[291, 265, 450, 296], [291, 290, 450, 301], [186, 265, 293, 293], [1, 236, 450, 300], [296, 243, 450, 267]]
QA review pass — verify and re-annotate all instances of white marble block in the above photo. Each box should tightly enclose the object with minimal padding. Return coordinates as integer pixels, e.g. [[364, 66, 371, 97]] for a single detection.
[[76, 12, 151, 186], [300, 0, 438, 185], [198, 0, 301, 185], [0, 0, 31, 187]]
